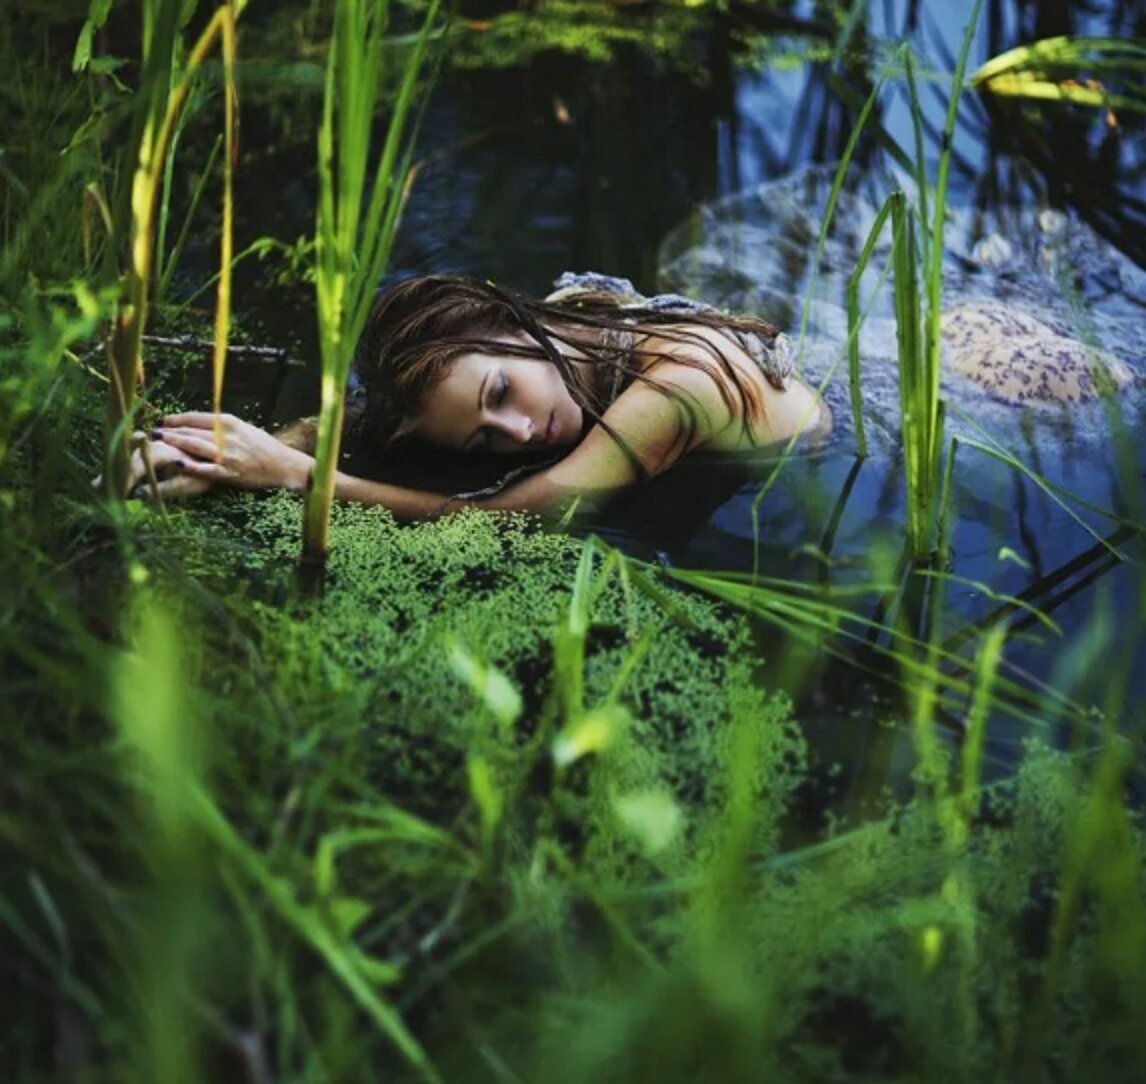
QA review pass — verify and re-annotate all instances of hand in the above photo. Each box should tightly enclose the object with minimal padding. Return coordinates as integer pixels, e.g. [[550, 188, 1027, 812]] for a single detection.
[[126, 435, 215, 501], [151, 412, 315, 492]]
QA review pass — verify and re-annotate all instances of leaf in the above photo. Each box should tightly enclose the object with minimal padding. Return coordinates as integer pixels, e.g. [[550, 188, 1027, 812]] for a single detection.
[[71, 0, 115, 72], [552, 704, 630, 767], [614, 791, 683, 855], [72, 23, 94, 72], [467, 755, 502, 847], [446, 639, 521, 730], [997, 546, 1032, 570], [355, 950, 402, 987], [88, 56, 131, 92], [328, 896, 372, 938]]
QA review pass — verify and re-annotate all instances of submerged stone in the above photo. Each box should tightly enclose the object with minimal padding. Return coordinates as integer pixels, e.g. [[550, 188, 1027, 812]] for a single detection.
[[657, 163, 1145, 448], [940, 300, 1134, 404]]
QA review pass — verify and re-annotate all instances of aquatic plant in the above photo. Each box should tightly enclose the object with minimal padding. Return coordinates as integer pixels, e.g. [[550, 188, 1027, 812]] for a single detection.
[[304, 0, 443, 574], [970, 35, 1146, 117], [93, 0, 244, 499], [4, 465, 1145, 1079], [839, 2, 982, 561]]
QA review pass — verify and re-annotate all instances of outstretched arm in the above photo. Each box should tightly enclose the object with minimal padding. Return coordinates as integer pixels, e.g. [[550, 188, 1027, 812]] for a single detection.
[[133, 338, 787, 518], [135, 412, 636, 520], [141, 365, 705, 518], [135, 412, 545, 518]]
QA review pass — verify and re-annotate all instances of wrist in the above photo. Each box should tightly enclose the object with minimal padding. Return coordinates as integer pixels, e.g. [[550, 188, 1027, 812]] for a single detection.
[[282, 449, 315, 492]]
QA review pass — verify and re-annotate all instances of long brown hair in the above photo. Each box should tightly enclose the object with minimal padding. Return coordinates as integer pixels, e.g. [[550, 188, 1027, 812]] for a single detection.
[[281, 274, 783, 475]]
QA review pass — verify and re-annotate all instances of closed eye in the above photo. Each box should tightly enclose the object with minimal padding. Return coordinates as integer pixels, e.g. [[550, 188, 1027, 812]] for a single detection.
[[490, 371, 509, 406], [463, 371, 509, 453]]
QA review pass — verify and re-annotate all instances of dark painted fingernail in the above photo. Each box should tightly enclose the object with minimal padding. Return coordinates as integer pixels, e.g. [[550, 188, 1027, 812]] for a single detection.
[[151, 428, 163, 440], [175, 460, 186, 472]]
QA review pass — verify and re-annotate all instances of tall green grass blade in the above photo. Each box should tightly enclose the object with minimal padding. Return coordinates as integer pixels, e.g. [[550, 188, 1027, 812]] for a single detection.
[[845, 192, 896, 457], [935, 435, 958, 563], [833, 0, 872, 67], [824, 67, 917, 177], [669, 568, 1089, 730], [958, 436, 1130, 558], [927, 0, 983, 393], [156, 133, 222, 303], [103, 0, 180, 497], [153, 58, 182, 298], [193, 787, 443, 1082], [916, 569, 1062, 637], [554, 538, 613, 722], [211, 4, 238, 433], [113, 589, 205, 1084], [304, 0, 443, 567], [102, 0, 245, 496], [353, 16, 447, 342], [902, 49, 931, 270], [793, 66, 893, 360], [972, 35, 1146, 113], [959, 622, 1006, 820]]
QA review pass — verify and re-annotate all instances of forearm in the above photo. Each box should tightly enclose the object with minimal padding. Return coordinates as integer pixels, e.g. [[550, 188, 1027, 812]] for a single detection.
[[329, 467, 584, 521], [331, 470, 456, 521], [153, 413, 599, 520]]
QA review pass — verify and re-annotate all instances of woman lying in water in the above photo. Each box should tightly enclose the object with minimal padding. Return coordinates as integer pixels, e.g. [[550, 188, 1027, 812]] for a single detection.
[[129, 272, 827, 519]]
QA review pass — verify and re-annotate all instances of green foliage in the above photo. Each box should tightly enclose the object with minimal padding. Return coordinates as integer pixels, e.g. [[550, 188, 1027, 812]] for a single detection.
[[3, 454, 1145, 1080], [971, 35, 1146, 116], [306, 0, 443, 563], [2, 2, 1145, 1081], [0, 12, 118, 289], [0, 472, 805, 1077], [0, 283, 114, 483]]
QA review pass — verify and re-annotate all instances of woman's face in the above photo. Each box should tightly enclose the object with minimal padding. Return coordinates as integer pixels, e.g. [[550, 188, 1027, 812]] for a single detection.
[[412, 347, 585, 455]]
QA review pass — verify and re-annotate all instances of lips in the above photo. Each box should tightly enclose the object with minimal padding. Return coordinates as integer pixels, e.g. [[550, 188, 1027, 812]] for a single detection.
[[544, 412, 557, 445]]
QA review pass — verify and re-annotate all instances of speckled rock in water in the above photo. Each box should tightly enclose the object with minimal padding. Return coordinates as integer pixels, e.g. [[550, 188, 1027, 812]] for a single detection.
[[940, 301, 1134, 404]]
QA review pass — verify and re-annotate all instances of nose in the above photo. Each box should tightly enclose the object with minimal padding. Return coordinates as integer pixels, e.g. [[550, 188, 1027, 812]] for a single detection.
[[492, 411, 533, 447]]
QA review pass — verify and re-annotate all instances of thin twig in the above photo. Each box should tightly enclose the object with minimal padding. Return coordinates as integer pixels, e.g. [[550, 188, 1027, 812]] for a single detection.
[[140, 333, 298, 364]]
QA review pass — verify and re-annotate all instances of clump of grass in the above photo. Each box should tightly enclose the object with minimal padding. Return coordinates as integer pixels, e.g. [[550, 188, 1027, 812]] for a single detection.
[[305, 0, 442, 572], [970, 35, 1146, 118], [95, 0, 244, 499], [4, 442, 1146, 1080]]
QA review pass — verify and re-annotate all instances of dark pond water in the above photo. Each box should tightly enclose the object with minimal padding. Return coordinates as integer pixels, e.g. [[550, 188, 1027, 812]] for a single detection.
[[202, 0, 1146, 796]]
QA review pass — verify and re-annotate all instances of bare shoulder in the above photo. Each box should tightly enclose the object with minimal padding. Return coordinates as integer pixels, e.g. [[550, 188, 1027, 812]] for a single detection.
[[633, 325, 824, 449]]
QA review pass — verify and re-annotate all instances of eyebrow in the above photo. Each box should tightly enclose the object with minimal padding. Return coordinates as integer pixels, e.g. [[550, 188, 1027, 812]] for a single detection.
[[464, 371, 491, 451]]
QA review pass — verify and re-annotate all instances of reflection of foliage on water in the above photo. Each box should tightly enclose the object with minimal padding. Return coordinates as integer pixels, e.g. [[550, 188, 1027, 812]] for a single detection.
[[452, 0, 709, 75], [442, 0, 851, 80]]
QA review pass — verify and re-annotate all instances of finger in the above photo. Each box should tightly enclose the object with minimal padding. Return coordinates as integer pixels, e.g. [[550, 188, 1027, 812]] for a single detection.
[[128, 440, 184, 490], [180, 459, 235, 481], [162, 411, 237, 430], [137, 474, 213, 501], [126, 453, 148, 490], [154, 429, 223, 460], [136, 439, 184, 468]]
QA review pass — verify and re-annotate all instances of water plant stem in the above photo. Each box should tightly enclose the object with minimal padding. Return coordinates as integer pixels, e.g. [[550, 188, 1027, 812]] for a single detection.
[[303, 0, 442, 571], [103, 0, 242, 498]]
